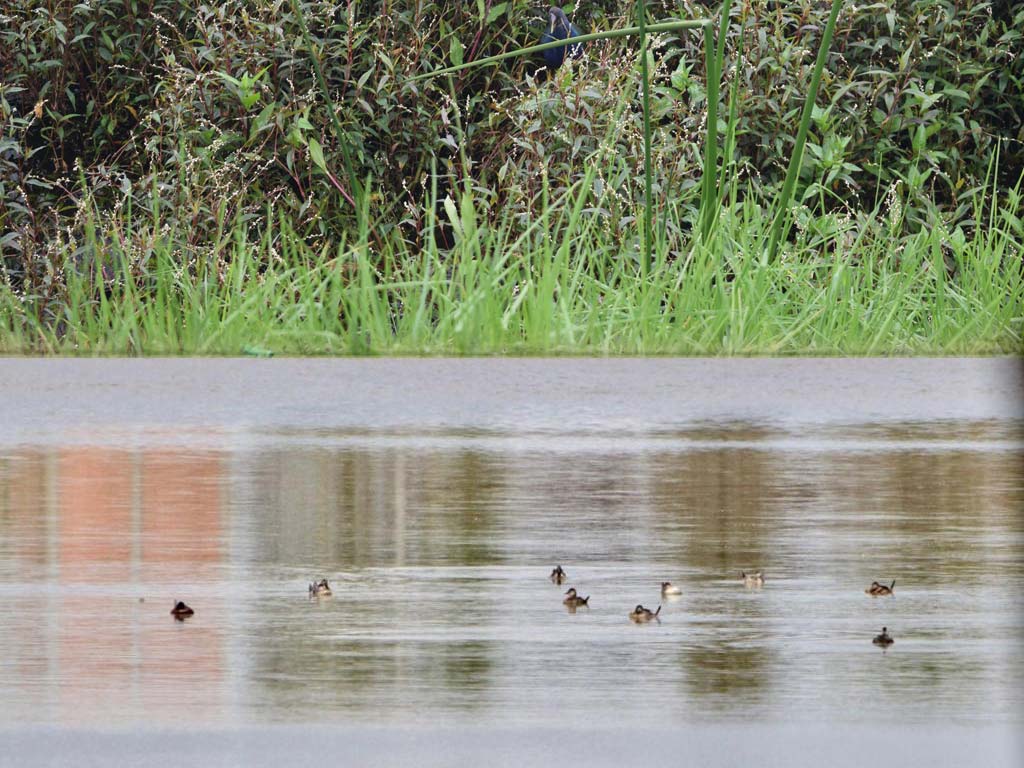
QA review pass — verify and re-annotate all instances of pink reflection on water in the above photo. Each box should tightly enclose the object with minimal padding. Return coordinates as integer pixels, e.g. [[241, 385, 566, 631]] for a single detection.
[[2, 448, 230, 726]]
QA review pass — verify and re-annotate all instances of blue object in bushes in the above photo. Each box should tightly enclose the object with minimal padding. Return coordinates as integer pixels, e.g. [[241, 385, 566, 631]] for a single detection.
[[541, 6, 584, 69]]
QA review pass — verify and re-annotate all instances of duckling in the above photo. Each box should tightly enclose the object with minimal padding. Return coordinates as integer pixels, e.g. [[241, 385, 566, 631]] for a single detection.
[[550, 565, 567, 584], [563, 587, 590, 607], [309, 578, 332, 597], [741, 571, 764, 587], [629, 604, 661, 623], [661, 581, 682, 597], [873, 626, 894, 646], [170, 600, 194, 619], [865, 580, 895, 596]]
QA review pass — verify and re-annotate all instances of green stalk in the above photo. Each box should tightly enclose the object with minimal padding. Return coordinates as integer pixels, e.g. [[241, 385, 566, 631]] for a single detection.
[[408, 21, 712, 82], [699, 24, 718, 240], [699, 0, 732, 240], [766, 0, 843, 263], [720, 41, 742, 198], [637, 0, 653, 277]]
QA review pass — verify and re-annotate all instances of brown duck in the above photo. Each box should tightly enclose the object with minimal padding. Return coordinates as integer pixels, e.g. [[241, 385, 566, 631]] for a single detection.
[[741, 571, 764, 587], [563, 587, 590, 607], [629, 604, 661, 623], [309, 578, 332, 597], [866, 580, 895, 596]]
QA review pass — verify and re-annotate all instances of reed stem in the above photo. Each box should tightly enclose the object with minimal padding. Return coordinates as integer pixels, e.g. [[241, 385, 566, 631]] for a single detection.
[[638, 0, 653, 276], [766, 0, 844, 263], [698, 0, 732, 239], [409, 20, 711, 82]]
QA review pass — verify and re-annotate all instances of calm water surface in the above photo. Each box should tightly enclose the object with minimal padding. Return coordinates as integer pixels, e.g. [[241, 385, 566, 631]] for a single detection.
[[0, 359, 1022, 766]]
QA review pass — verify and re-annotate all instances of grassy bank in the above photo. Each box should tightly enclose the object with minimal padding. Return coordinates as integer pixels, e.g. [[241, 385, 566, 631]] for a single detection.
[[2, 171, 1020, 356], [2, 0, 1022, 356]]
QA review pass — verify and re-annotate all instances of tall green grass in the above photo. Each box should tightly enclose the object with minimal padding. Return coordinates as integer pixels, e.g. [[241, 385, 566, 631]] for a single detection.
[[1, 0, 1019, 357], [1, 167, 1020, 356]]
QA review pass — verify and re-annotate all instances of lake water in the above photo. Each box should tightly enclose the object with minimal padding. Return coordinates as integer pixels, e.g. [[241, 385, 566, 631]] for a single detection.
[[0, 358, 1022, 766]]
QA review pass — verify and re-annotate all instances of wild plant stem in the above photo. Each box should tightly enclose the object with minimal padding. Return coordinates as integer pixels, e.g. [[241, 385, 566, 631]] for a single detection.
[[766, 0, 844, 263], [638, 0, 653, 278], [699, 0, 732, 240], [700, 24, 719, 241], [408, 20, 712, 82]]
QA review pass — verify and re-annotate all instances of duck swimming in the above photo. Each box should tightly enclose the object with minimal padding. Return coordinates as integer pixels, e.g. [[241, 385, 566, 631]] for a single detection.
[[866, 580, 895, 596], [873, 626, 894, 646], [309, 578, 332, 597], [563, 587, 590, 607], [629, 604, 661, 623], [550, 566, 567, 584], [742, 571, 764, 587], [661, 582, 682, 597], [170, 600, 194, 619]]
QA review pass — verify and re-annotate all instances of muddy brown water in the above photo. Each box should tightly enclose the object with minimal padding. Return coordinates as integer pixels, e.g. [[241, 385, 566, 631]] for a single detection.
[[0, 358, 1021, 766]]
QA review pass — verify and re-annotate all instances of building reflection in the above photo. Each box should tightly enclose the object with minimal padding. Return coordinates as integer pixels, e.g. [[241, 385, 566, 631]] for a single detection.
[[244, 447, 504, 567], [645, 443, 784, 708], [0, 447, 227, 725], [1, 425, 1022, 725], [58, 451, 133, 581], [241, 445, 504, 717]]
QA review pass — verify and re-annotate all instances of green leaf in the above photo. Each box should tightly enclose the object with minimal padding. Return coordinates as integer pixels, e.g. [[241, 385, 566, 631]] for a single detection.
[[308, 137, 327, 172], [443, 195, 463, 240], [450, 38, 463, 67], [249, 103, 275, 140], [898, 43, 914, 72], [216, 71, 242, 88], [486, 2, 507, 23]]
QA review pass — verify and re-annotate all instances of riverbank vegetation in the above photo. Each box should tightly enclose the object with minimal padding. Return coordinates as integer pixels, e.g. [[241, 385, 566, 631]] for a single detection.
[[1, 0, 1022, 354]]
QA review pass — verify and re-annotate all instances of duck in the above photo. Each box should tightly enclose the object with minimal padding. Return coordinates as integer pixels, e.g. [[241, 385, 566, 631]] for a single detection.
[[563, 587, 590, 607], [866, 580, 895, 596], [170, 600, 194, 619], [873, 626, 894, 646], [629, 604, 661, 623], [741, 571, 764, 587], [550, 565, 567, 584], [661, 581, 682, 597], [309, 578, 332, 597]]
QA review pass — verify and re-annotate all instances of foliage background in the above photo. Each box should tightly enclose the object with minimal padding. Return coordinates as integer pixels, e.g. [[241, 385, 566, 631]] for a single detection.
[[1, 0, 1022, 297]]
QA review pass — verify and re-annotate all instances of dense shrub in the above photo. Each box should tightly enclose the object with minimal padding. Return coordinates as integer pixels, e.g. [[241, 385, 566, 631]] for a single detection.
[[1, 0, 1021, 283], [721, 0, 1024, 218]]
